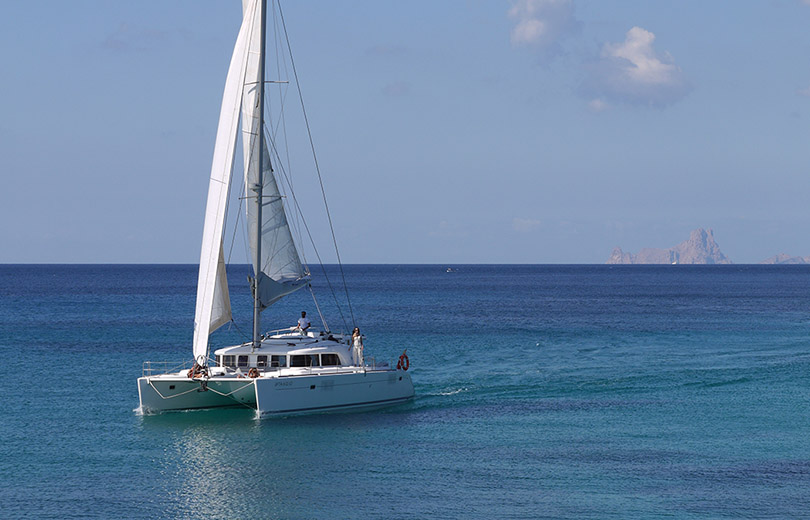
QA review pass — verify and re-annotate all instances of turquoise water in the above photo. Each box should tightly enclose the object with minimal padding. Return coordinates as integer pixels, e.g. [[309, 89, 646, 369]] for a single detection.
[[1, 265, 809, 519]]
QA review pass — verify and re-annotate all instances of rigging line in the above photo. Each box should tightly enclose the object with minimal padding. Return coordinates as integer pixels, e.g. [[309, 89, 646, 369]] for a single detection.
[[263, 87, 308, 269], [270, 4, 303, 264], [272, 4, 296, 198], [309, 284, 329, 332], [264, 124, 349, 332], [227, 317, 251, 343], [273, 58, 302, 264], [226, 169, 246, 265], [278, 2, 356, 328], [262, 12, 306, 268], [267, 86, 290, 143], [263, 124, 339, 285], [258, 131, 300, 280]]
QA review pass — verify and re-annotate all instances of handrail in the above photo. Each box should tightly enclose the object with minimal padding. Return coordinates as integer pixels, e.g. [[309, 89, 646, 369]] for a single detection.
[[262, 327, 349, 339], [142, 359, 194, 377], [142, 356, 219, 377], [143, 354, 393, 378]]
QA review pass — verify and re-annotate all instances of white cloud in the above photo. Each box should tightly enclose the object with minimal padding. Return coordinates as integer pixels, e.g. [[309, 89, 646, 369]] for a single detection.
[[508, 0, 578, 52], [603, 28, 678, 85], [585, 27, 690, 106], [512, 217, 542, 232], [588, 98, 609, 112], [797, 86, 810, 97]]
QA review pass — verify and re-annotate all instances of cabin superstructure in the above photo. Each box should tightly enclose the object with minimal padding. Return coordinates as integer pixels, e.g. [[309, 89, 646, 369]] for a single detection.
[[212, 332, 359, 374]]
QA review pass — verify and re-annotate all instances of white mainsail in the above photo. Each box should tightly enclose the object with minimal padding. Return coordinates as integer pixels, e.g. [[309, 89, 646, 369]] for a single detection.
[[241, 0, 309, 310], [192, 0, 258, 363]]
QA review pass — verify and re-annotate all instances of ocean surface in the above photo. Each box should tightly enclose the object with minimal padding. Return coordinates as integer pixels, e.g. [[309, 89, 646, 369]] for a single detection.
[[1, 264, 809, 519]]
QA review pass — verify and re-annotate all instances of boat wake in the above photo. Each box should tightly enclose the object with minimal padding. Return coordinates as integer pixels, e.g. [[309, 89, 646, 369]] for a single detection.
[[434, 387, 469, 396]]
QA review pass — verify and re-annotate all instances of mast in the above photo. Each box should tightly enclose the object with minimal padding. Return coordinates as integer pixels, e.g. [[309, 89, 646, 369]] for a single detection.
[[252, 0, 267, 350]]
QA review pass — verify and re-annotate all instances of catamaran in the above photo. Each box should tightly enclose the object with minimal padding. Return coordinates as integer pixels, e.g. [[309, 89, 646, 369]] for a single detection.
[[137, 0, 414, 416]]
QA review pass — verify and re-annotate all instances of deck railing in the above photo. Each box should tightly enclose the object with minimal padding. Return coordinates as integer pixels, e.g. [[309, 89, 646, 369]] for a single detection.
[[143, 356, 393, 377], [142, 359, 196, 377]]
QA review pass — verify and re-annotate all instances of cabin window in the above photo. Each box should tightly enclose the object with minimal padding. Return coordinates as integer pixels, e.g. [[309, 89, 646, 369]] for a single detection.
[[290, 355, 320, 367], [271, 355, 287, 368], [216, 356, 222, 366], [290, 355, 309, 367], [222, 355, 236, 367], [256, 355, 268, 368], [237, 355, 249, 368], [321, 353, 340, 366]]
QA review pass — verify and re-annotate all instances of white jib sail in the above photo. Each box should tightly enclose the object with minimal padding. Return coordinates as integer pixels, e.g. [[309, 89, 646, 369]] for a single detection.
[[241, 0, 309, 310], [192, 0, 258, 364]]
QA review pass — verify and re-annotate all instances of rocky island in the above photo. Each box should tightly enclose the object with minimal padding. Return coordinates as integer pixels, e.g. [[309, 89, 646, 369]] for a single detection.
[[759, 254, 810, 265], [607, 228, 732, 265]]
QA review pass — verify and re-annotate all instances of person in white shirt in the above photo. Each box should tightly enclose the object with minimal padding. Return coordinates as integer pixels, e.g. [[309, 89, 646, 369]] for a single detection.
[[351, 327, 364, 367], [296, 311, 311, 336]]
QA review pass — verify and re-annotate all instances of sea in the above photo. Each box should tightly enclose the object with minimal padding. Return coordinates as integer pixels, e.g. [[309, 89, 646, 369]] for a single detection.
[[1, 264, 809, 519]]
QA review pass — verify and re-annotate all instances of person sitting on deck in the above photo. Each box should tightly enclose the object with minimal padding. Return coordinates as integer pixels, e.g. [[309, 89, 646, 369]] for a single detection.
[[296, 311, 311, 336]]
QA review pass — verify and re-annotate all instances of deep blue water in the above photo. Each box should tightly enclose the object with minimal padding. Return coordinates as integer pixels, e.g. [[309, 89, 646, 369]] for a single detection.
[[1, 264, 809, 519]]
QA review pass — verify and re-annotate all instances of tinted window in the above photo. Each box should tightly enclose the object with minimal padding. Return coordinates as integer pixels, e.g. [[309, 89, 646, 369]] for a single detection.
[[321, 353, 340, 366], [290, 355, 319, 367], [238, 355, 249, 367], [222, 355, 235, 367], [290, 355, 310, 367], [271, 355, 287, 368], [257, 355, 268, 367]]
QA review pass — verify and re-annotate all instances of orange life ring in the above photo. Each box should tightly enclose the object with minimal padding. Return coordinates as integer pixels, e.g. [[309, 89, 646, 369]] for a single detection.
[[398, 354, 409, 371], [248, 367, 260, 379]]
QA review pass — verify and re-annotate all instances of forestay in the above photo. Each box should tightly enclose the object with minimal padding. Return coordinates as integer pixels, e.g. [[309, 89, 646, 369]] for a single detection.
[[192, 0, 257, 363], [241, 0, 309, 311]]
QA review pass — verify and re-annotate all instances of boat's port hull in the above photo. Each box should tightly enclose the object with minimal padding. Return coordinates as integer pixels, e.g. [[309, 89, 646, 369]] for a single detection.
[[137, 377, 257, 413], [137, 369, 414, 416]]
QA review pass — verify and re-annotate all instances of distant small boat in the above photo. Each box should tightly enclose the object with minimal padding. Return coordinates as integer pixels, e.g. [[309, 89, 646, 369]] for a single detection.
[[446, 267, 455, 273]]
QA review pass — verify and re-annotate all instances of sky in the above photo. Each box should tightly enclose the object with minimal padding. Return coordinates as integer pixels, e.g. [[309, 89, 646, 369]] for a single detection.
[[2, 0, 810, 264]]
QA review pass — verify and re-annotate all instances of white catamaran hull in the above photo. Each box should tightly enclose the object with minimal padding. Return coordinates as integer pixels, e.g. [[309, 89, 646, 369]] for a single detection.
[[254, 370, 413, 416], [138, 370, 414, 416], [137, 377, 258, 412]]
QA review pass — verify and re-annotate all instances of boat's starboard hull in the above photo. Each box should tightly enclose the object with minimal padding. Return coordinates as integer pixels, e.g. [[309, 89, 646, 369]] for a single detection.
[[254, 369, 414, 416]]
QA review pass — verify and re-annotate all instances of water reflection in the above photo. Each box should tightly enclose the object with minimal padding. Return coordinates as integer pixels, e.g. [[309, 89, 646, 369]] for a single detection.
[[137, 406, 420, 518]]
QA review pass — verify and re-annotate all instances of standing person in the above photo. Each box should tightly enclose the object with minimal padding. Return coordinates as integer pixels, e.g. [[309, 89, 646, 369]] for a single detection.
[[296, 311, 311, 336], [352, 327, 364, 367]]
